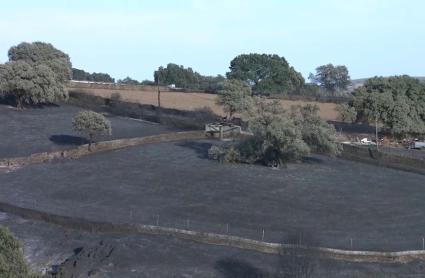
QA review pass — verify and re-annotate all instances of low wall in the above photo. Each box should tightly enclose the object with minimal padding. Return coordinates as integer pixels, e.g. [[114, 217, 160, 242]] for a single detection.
[[0, 201, 424, 264], [0, 131, 205, 168], [340, 144, 425, 175]]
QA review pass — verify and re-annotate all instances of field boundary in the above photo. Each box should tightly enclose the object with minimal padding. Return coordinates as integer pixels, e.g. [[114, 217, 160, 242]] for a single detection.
[[340, 144, 425, 175], [0, 131, 205, 169], [68, 81, 213, 94], [0, 201, 425, 264]]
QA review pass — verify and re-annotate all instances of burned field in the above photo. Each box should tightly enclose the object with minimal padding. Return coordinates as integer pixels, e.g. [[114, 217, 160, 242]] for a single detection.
[[0, 136, 424, 252], [0, 104, 177, 158], [1, 103, 425, 277], [4, 213, 424, 278]]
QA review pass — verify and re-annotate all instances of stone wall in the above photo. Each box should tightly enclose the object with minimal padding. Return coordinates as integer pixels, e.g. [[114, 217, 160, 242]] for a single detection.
[[0, 131, 205, 168]]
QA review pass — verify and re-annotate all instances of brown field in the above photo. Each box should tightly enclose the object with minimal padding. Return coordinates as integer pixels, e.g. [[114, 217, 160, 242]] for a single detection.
[[69, 87, 340, 121]]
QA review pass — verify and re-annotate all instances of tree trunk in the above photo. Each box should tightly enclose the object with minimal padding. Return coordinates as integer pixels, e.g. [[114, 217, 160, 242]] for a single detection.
[[16, 97, 23, 110], [156, 85, 162, 122], [88, 134, 93, 151]]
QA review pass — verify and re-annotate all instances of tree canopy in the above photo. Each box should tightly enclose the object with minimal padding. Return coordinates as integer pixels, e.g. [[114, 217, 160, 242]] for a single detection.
[[210, 98, 340, 166], [243, 98, 310, 164], [154, 63, 226, 92], [308, 64, 351, 94], [117, 76, 140, 85], [8, 42, 72, 83], [353, 75, 425, 137], [216, 79, 253, 119], [336, 103, 357, 123], [73, 111, 112, 150], [72, 68, 115, 83], [290, 104, 341, 155], [0, 61, 66, 108], [226, 54, 305, 95], [0, 42, 71, 108]]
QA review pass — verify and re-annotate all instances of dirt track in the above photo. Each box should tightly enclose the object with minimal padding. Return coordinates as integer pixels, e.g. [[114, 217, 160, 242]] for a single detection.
[[69, 87, 340, 121]]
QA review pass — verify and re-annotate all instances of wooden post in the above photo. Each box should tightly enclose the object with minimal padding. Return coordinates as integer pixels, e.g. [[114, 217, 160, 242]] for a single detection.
[[350, 238, 353, 250], [261, 229, 265, 241], [157, 88, 161, 109], [422, 237, 424, 250], [226, 223, 229, 234], [375, 113, 379, 151], [157, 76, 161, 121], [219, 125, 223, 140]]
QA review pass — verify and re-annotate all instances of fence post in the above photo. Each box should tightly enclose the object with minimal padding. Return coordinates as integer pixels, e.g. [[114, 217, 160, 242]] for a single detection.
[[261, 229, 265, 241], [156, 214, 159, 226], [226, 223, 229, 234], [350, 238, 353, 250], [422, 237, 424, 250]]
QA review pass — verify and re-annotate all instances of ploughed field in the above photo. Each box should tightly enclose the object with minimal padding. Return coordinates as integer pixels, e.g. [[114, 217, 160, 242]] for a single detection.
[[69, 86, 340, 121], [1, 136, 424, 251], [0, 104, 177, 158]]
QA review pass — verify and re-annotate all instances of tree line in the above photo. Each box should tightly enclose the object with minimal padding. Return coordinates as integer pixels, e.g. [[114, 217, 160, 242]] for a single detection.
[[72, 68, 115, 83], [0, 41, 424, 139], [71, 53, 353, 97]]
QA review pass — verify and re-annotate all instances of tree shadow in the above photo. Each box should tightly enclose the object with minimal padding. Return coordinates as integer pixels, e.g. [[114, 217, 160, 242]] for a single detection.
[[49, 135, 89, 146], [328, 120, 375, 134], [301, 156, 324, 164], [0, 96, 60, 109], [176, 141, 213, 159], [215, 257, 270, 278]]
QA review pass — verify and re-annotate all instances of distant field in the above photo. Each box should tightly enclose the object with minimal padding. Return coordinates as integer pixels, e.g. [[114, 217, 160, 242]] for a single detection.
[[68, 86, 340, 121]]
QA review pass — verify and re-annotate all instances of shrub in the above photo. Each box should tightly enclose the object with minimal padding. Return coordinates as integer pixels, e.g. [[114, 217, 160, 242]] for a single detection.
[[110, 92, 122, 102], [0, 227, 38, 278], [208, 145, 225, 161], [223, 145, 241, 163]]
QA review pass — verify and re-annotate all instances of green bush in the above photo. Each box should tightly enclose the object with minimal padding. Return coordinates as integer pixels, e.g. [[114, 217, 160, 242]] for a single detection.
[[0, 227, 37, 278]]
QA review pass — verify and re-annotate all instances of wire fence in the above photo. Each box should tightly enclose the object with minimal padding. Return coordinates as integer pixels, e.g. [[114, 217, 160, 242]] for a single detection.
[[118, 209, 425, 253], [379, 145, 425, 160]]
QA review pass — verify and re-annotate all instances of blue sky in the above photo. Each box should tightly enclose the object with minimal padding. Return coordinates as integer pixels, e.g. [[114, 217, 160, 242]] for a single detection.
[[0, 0, 424, 81]]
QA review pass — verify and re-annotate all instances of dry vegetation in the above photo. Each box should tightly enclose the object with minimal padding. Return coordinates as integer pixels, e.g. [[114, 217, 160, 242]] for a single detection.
[[69, 86, 340, 121]]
